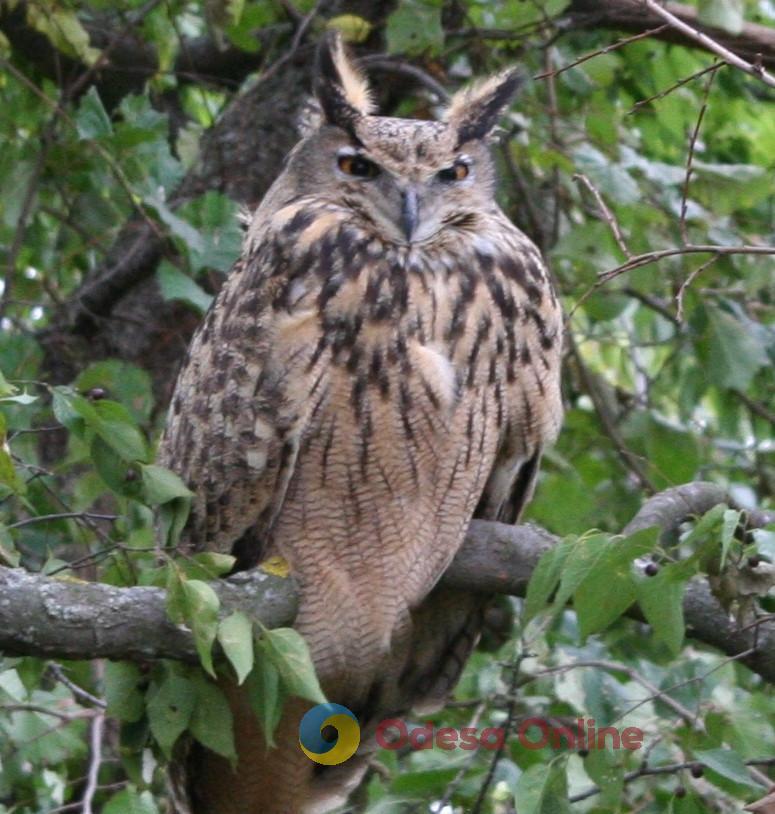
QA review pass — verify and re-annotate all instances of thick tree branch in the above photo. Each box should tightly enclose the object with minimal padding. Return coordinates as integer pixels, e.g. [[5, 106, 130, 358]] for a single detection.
[[1, 484, 773, 682], [562, 0, 775, 70]]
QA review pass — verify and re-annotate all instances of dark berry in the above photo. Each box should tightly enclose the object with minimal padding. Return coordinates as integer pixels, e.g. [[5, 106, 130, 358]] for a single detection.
[[644, 562, 660, 577], [86, 387, 107, 400]]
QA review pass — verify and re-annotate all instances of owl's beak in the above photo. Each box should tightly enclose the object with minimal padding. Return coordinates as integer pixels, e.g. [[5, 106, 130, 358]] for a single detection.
[[400, 188, 419, 242]]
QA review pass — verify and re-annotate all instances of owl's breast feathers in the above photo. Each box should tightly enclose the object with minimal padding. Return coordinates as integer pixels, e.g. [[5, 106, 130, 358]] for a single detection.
[[159, 197, 562, 639]]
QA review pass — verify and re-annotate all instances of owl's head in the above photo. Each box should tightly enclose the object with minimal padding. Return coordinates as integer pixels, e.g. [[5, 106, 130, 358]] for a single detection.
[[280, 33, 522, 245]]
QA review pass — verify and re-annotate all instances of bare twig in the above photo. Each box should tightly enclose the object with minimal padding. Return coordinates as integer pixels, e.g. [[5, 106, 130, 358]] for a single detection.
[[0, 703, 98, 722], [679, 64, 720, 244], [81, 662, 105, 814], [629, 61, 724, 114], [360, 56, 451, 102], [573, 173, 632, 258], [568, 333, 656, 492], [469, 651, 527, 814], [570, 755, 773, 803], [675, 253, 720, 321], [8, 512, 118, 529], [571, 244, 775, 315], [534, 25, 669, 79], [734, 391, 775, 427], [48, 665, 107, 710], [641, 0, 775, 88], [536, 659, 704, 732]]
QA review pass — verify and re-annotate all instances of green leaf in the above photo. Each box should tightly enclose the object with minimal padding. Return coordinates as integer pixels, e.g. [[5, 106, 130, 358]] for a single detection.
[[0, 369, 17, 397], [76, 87, 113, 140], [75, 361, 153, 424], [514, 757, 570, 814], [695, 302, 769, 391], [26, 5, 101, 64], [695, 747, 759, 789], [0, 447, 24, 494], [90, 437, 141, 499], [257, 627, 326, 705], [574, 528, 656, 638], [552, 533, 611, 613], [140, 464, 194, 505], [103, 787, 159, 814], [634, 562, 688, 654], [165, 565, 188, 625], [158, 495, 192, 549], [218, 612, 254, 685], [190, 552, 236, 577], [720, 509, 741, 570], [698, 0, 744, 34], [643, 418, 700, 488], [157, 262, 213, 314], [386, 0, 444, 55], [584, 747, 624, 807], [147, 196, 205, 254], [189, 672, 237, 762], [92, 400, 148, 462], [146, 673, 195, 757], [326, 14, 373, 43], [183, 580, 220, 677], [523, 537, 574, 623], [104, 662, 145, 723], [245, 657, 284, 747]]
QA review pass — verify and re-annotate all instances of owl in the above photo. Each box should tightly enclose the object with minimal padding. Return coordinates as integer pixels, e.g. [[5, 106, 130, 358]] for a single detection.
[[158, 33, 563, 814]]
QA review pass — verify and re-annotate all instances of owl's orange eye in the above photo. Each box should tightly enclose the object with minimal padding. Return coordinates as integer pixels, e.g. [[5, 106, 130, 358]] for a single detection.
[[337, 154, 380, 178], [437, 160, 469, 182]]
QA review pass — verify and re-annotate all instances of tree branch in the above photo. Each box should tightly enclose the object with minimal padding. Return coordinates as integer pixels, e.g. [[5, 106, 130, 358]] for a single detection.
[[562, 0, 775, 70], [1, 483, 773, 682]]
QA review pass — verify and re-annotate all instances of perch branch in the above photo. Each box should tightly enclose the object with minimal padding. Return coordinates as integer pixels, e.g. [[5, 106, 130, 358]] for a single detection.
[[1, 483, 774, 682]]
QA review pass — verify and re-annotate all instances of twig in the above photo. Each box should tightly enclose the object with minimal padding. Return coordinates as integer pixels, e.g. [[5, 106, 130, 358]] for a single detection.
[[571, 244, 775, 315], [253, 0, 321, 86], [568, 334, 656, 492], [437, 701, 488, 808], [360, 56, 450, 102], [570, 755, 774, 803], [48, 665, 107, 709], [47, 784, 127, 814], [641, 0, 775, 88], [734, 391, 775, 426], [536, 659, 704, 732], [629, 61, 724, 114], [0, 703, 98, 722], [675, 253, 720, 321], [679, 64, 720, 244], [8, 512, 118, 529], [573, 173, 632, 258], [82, 662, 105, 814], [469, 651, 527, 814], [623, 287, 681, 327], [534, 25, 669, 79]]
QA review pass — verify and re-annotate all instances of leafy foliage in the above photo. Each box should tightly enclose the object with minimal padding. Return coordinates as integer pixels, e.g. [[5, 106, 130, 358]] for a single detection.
[[0, 0, 773, 812]]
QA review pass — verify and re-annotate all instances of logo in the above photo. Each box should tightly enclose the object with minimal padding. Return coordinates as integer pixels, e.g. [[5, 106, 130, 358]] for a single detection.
[[299, 703, 360, 765]]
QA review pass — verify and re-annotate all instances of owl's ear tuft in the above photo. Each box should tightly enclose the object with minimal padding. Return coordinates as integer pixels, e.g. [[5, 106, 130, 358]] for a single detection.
[[314, 32, 374, 136], [445, 68, 524, 147]]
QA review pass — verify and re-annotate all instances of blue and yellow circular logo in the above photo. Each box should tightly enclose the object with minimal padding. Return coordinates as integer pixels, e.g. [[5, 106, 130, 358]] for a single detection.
[[298, 703, 360, 765]]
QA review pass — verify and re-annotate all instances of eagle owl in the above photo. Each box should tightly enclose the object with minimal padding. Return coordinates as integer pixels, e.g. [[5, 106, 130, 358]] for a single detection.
[[159, 33, 563, 814]]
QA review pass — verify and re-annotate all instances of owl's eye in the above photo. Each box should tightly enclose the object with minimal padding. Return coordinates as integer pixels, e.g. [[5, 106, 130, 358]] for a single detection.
[[337, 154, 380, 178], [437, 160, 470, 183]]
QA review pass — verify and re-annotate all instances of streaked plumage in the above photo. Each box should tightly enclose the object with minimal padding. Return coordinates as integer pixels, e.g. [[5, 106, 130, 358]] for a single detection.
[[159, 33, 563, 814]]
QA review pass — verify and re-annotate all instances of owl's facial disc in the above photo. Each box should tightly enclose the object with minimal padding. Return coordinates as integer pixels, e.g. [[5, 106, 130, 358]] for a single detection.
[[333, 141, 480, 245]]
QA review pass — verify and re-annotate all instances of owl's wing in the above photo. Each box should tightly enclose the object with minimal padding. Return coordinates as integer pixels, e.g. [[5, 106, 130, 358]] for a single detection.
[[157, 218, 326, 566]]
